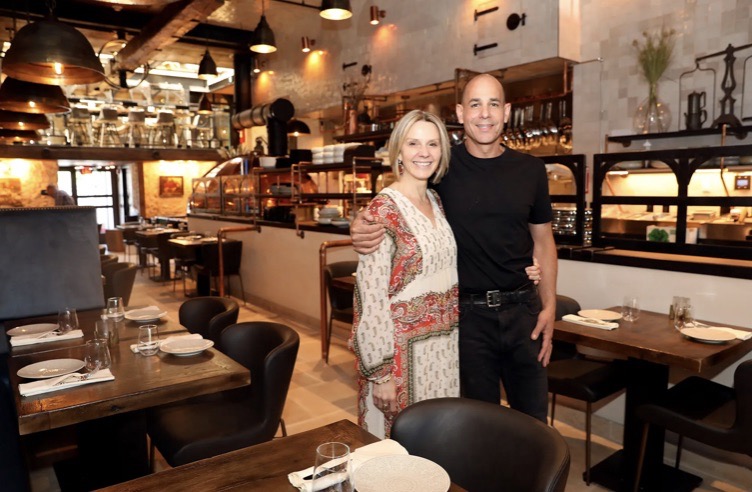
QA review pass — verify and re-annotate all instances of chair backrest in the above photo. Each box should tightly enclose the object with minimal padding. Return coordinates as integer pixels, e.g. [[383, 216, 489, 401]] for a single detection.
[[102, 262, 131, 301], [324, 261, 358, 311], [201, 241, 242, 275], [110, 263, 138, 306], [391, 397, 570, 492], [219, 322, 299, 440], [100, 254, 118, 268], [178, 296, 239, 342], [555, 295, 581, 320]]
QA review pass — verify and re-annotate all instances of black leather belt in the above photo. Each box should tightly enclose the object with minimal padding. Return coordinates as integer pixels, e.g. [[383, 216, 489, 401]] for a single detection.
[[459, 286, 537, 308]]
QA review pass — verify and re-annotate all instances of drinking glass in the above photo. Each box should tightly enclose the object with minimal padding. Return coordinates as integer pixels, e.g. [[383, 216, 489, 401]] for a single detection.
[[311, 442, 352, 492], [622, 296, 641, 322], [85, 338, 111, 372], [95, 318, 118, 348], [674, 304, 694, 331], [106, 297, 125, 322], [58, 307, 79, 333], [138, 325, 160, 356]]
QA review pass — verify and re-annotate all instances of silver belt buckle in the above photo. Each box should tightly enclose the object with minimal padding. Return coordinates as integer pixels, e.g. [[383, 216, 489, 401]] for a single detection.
[[486, 290, 501, 308]]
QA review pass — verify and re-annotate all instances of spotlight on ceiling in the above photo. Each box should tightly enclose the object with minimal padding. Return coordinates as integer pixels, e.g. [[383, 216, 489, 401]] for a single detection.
[[370, 5, 386, 25], [320, 0, 352, 20]]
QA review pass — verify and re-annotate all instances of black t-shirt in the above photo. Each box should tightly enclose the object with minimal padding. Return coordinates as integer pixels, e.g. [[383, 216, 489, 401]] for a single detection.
[[433, 143, 552, 292]]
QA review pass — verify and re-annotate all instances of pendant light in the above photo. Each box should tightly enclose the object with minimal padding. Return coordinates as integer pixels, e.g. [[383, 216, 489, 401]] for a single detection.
[[321, 0, 353, 20], [287, 119, 311, 136], [0, 110, 50, 131], [250, 1, 277, 54], [198, 94, 213, 115], [0, 77, 71, 114], [0, 129, 39, 144], [197, 48, 218, 80], [2, 12, 104, 85]]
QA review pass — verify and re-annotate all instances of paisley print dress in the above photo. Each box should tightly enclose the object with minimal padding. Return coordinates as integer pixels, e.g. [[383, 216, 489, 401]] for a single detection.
[[350, 187, 459, 439]]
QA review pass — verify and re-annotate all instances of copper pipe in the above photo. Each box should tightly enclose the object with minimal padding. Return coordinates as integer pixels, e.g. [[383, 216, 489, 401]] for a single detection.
[[217, 226, 259, 298], [319, 239, 353, 363]]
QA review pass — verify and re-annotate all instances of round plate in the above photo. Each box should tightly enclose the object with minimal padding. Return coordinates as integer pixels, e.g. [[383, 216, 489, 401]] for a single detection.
[[680, 327, 736, 344], [578, 309, 622, 321], [330, 219, 350, 228], [354, 455, 450, 492], [160, 338, 214, 357], [17, 359, 85, 379], [125, 308, 167, 322], [6, 323, 59, 337]]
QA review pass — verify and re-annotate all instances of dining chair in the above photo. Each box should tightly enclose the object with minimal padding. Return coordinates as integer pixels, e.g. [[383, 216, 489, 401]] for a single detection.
[[147, 321, 300, 468], [169, 232, 199, 295], [178, 296, 239, 343], [323, 260, 358, 364], [633, 360, 752, 492], [197, 240, 245, 303], [121, 227, 138, 263], [391, 397, 570, 492], [109, 263, 138, 307]]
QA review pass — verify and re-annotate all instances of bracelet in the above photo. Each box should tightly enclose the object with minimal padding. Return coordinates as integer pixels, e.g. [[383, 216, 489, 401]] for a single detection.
[[373, 375, 391, 385]]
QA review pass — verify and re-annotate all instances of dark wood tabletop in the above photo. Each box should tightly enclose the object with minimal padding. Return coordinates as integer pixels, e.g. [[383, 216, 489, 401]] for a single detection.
[[98, 419, 466, 492], [9, 338, 250, 435]]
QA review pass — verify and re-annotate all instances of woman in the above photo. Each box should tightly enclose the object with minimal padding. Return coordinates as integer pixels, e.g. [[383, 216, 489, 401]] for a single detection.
[[350, 110, 542, 438]]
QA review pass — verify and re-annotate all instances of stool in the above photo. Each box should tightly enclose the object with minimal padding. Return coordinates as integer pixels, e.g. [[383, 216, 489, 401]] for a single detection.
[[151, 111, 176, 147], [67, 107, 92, 146], [95, 107, 121, 147], [127, 109, 147, 148]]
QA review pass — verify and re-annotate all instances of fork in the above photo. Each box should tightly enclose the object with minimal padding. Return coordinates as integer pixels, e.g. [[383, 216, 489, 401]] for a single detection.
[[53, 369, 99, 386]]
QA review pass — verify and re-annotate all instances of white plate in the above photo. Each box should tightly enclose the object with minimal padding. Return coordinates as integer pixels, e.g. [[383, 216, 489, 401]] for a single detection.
[[125, 309, 167, 322], [354, 455, 450, 492], [6, 323, 59, 337], [160, 338, 214, 357], [681, 327, 736, 344], [578, 309, 622, 321], [317, 218, 332, 225], [17, 359, 85, 379], [330, 219, 350, 228]]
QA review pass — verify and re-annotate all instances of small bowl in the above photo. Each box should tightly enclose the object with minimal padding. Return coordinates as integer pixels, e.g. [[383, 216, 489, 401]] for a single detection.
[[317, 218, 332, 225]]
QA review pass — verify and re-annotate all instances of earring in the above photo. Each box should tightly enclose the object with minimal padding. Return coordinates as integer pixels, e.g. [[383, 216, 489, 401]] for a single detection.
[[397, 158, 404, 174]]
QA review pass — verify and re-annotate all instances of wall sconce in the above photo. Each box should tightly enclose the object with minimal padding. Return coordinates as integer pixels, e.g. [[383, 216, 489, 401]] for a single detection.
[[370, 6, 385, 25], [301, 36, 315, 53], [252, 58, 267, 74]]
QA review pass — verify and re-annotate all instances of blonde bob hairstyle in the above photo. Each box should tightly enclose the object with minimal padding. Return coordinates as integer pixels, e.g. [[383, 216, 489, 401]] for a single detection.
[[387, 110, 451, 184]]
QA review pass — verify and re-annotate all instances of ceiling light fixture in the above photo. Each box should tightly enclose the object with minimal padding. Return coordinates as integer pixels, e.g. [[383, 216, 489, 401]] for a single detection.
[[301, 36, 315, 53], [287, 119, 311, 136], [2, 11, 104, 85], [251, 0, 277, 53], [370, 6, 385, 25], [0, 77, 71, 114], [0, 110, 50, 131], [198, 94, 213, 114], [197, 48, 218, 80], [0, 129, 38, 144], [320, 0, 352, 20]]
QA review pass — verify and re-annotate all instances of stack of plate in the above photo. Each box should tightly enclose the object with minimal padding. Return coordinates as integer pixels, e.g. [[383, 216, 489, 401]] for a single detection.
[[317, 207, 341, 225]]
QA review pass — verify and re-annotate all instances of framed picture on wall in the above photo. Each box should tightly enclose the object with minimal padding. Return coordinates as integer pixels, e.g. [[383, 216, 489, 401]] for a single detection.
[[159, 176, 184, 197]]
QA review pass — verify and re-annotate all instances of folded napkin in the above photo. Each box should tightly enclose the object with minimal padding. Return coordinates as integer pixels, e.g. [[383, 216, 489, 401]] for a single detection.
[[126, 305, 161, 315], [10, 329, 84, 347], [20, 368, 115, 397], [288, 439, 408, 492], [129, 333, 203, 354], [562, 314, 619, 331]]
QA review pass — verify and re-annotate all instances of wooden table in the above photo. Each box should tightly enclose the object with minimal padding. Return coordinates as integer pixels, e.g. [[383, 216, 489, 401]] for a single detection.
[[135, 228, 181, 281], [554, 307, 752, 491], [99, 419, 466, 492], [168, 237, 241, 296]]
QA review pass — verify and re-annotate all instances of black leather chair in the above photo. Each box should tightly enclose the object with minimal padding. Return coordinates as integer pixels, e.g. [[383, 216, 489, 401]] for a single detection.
[[100, 253, 118, 268], [547, 295, 627, 485], [147, 321, 300, 467], [178, 296, 239, 343], [198, 240, 245, 303], [170, 232, 201, 295], [633, 360, 752, 492], [102, 261, 138, 306], [391, 397, 570, 492], [323, 261, 358, 364], [121, 225, 139, 263]]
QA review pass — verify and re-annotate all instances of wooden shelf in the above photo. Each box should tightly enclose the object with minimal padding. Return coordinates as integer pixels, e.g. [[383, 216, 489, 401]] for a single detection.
[[607, 125, 752, 147], [334, 123, 463, 143], [0, 144, 223, 162]]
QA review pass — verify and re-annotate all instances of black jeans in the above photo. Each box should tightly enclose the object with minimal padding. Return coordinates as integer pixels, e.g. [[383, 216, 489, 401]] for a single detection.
[[458, 294, 548, 422]]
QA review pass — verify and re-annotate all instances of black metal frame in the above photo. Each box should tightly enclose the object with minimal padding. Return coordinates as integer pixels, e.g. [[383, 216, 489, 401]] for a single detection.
[[542, 154, 587, 246]]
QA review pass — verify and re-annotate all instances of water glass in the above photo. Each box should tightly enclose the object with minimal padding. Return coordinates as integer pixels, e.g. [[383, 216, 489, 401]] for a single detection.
[[95, 318, 118, 348], [670, 296, 691, 320], [58, 307, 79, 333], [312, 442, 353, 492], [674, 304, 694, 331], [85, 338, 111, 372], [138, 325, 160, 356], [106, 297, 125, 322], [622, 296, 641, 322]]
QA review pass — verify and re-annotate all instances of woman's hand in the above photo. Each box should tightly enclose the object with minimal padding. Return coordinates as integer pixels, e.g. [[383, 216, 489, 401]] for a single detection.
[[526, 256, 542, 285], [372, 379, 398, 414]]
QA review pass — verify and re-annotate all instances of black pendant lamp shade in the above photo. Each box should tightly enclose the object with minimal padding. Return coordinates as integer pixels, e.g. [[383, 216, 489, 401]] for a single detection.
[[320, 0, 353, 20], [287, 119, 311, 135], [198, 49, 218, 79], [0, 77, 71, 114], [250, 15, 277, 53], [2, 17, 105, 85], [0, 129, 39, 144], [0, 110, 50, 131], [198, 94, 213, 115]]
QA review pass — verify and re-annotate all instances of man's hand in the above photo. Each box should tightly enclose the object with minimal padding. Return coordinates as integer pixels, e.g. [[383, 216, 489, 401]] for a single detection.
[[531, 307, 555, 367], [351, 210, 385, 254], [372, 379, 398, 414]]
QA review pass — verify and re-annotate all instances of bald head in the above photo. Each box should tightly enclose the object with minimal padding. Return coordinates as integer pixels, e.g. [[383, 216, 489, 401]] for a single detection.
[[456, 74, 508, 158], [461, 74, 505, 105]]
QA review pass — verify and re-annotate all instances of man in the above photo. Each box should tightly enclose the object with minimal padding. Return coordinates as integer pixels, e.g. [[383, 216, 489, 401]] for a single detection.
[[46, 184, 75, 206], [351, 74, 557, 421]]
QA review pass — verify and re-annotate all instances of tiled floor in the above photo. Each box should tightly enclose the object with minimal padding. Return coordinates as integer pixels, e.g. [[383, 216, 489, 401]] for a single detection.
[[27, 256, 752, 491]]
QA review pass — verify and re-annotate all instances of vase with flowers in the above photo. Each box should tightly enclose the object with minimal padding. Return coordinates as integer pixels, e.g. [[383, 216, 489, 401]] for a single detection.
[[632, 27, 676, 133]]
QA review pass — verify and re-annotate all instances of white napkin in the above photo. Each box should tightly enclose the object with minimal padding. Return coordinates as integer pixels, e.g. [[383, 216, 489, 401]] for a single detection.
[[126, 305, 161, 316], [288, 439, 408, 492], [10, 329, 84, 347], [129, 333, 203, 353], [562, 314, 619, 331], [20, 368, 115, 397]]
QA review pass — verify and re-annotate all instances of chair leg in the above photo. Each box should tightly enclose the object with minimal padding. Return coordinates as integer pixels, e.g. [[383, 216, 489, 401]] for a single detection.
[[585, 401, 592, 485], [325, 316, 333, 364], [550, 393, 557, 426], [675, 435, 684, 468], [279, 418, 288, 437], [237, 274, 246, 306], [633, 423, 650, 492]]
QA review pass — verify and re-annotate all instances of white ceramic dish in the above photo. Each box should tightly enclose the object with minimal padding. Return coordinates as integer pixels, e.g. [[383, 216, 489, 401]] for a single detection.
[[330, 218, 350, 228], [578, 309, 622, 321], [7, 323, 59, 337], [354, 455, 450, 492], [680, 327, 736, 344], [125, 308, 167, 322], [160, 338, 214, 357], [17, 359, 85, 379], [317, 218, 332, 225]]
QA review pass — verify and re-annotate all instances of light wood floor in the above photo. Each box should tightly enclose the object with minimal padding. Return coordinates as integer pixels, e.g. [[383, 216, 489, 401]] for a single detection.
[[27, 253, 752, 491]]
